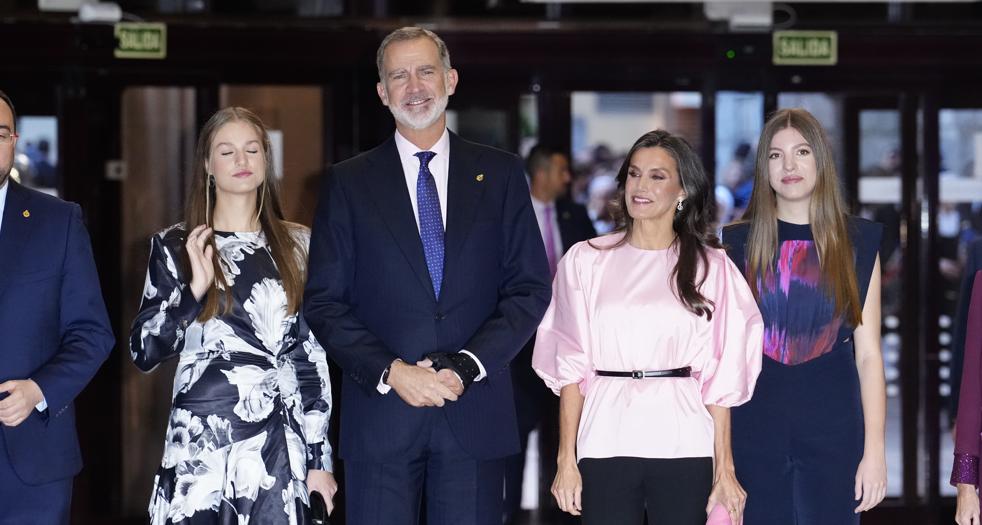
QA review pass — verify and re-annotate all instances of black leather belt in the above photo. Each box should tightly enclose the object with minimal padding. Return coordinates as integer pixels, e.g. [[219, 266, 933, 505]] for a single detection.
[[595, 366, 691, 379]]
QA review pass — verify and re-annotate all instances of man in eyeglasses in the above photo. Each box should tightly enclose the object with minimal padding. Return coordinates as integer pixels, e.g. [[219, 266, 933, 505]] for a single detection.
[[0, 90, 114, 525]]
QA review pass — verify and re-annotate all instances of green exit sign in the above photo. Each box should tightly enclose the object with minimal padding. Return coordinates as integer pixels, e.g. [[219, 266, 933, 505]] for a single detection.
[[114, 22, 167, 59], [773, 30, 837, 66]]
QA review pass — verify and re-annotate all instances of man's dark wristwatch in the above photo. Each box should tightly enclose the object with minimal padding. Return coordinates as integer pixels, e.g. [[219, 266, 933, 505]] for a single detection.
[[425, 352, 480, 391]]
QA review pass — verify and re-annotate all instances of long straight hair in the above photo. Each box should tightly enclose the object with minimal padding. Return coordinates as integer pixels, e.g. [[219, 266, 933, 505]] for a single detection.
[[598, 129, 721, 319], [183, 107, 306, 321], [742, 108, 862, 326]]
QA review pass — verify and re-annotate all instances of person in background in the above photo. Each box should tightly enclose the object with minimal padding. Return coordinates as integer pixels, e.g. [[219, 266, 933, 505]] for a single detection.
[[505, 144, 595, 524]]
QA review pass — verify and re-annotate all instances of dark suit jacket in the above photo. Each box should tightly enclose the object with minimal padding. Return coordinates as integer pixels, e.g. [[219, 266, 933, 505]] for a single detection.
[[555, 198, 597, 253], [0, 181, 113, 485], [512, 198, 596, 432], [304, 132, 551, 462]]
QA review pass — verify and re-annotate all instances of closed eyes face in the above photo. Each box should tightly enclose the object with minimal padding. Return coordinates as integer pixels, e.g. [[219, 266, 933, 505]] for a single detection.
[[624, 146, 686, 222], [206, 120, 266, 197], [767, 126, 818, 205]]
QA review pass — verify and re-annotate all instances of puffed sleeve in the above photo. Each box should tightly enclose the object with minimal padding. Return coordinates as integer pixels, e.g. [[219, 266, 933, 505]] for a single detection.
[[532, 244, 594, 396], [699, 252, 764, 407], [129, 230, 203, 372]]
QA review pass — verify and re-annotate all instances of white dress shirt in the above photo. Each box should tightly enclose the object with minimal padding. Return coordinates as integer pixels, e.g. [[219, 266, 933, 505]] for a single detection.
[[0, 179, 7, 230], [0, 180, 48, 413], [377, 130, 486, 394]]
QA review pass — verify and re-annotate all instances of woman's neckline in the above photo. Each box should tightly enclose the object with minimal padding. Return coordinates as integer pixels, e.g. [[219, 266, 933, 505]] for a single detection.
[[214, 229, 262, 235]]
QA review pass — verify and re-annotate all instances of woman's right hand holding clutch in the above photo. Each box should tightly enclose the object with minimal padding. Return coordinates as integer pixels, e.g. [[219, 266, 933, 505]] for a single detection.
[[552, 458, 583, 516], [186, 224, 215, 301], [956, 483, 980, 525]]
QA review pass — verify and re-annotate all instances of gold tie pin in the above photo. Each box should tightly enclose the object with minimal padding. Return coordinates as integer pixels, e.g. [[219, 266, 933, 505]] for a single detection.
[[476, 174, 484, 182]]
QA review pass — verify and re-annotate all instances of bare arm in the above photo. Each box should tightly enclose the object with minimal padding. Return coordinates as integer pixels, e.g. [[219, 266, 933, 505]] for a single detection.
[[706, 405, 746, 522], [553, 383, 585, 516], [853, 254, 887, 512]]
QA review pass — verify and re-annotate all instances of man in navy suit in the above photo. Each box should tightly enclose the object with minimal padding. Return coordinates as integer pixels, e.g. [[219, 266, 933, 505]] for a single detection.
[[304, 27, 551, 525], [0, 90, 114, 524]]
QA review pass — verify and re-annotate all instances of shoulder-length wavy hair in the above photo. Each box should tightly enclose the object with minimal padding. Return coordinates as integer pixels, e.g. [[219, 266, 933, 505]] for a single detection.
[[598, 129, 721, 320], [183, 106, 306, 322], [741, 108, 862, 326]]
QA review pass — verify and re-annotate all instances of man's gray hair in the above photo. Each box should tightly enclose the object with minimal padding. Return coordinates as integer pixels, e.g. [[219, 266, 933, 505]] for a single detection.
[[376, 27, 452, 81]]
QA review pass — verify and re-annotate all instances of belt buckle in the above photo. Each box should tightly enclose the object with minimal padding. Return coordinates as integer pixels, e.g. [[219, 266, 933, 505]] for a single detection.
[[631, 370, 644, 379]]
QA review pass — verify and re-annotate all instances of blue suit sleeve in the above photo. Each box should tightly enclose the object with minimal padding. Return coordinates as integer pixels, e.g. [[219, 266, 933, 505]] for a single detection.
[[304, 168, 399, 394], [30, 205, 114, 417], [458, 157, 552, 375]]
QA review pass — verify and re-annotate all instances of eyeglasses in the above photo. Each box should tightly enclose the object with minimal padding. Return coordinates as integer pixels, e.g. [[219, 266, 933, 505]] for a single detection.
[[0, 131, 18, 144]]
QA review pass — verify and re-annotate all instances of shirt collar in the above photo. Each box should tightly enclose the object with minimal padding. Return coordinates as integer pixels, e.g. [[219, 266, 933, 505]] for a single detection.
[[530, 195, 554, 210], [394, 128, 450, 162], [0, 178, 8, 230]]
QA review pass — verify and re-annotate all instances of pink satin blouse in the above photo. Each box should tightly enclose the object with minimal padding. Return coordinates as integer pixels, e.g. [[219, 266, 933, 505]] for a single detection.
[[533, 233, 764, 461]]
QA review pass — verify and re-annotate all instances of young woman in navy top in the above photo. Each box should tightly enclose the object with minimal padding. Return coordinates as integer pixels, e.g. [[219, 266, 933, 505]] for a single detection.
[[722, 108, 887, 524]]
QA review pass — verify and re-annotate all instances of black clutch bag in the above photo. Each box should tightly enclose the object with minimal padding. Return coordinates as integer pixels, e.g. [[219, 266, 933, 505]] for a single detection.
[[310, 491, 331, 525]]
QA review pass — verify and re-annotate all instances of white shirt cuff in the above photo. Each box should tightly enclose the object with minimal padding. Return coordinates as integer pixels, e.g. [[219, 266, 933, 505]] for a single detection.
[[36, 396, 48, 412], [459, 350, 487, 381]]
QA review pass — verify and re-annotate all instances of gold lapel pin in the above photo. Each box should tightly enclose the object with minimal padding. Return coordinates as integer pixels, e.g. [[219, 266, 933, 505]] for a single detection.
[[476, 174, 485, 182], [22, 210, 30, 218]]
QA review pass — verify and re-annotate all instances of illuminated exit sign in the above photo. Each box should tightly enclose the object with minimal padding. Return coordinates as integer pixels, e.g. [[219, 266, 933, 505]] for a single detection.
[[773, 30, 837, 66], [114, 22, 167, 60]]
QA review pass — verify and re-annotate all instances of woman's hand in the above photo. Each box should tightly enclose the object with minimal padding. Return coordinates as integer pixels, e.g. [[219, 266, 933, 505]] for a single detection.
[[551, 460, 583, 516], [306, 469, 338, 516], [853, 451, 887, 513], [956, 483, 980, 525], [706, 467, 746, 524], [185, 224, 215, 301]]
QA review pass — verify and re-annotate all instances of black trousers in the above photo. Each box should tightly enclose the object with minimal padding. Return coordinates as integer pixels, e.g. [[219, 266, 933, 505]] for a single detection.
[[579, 456, 713, 525]]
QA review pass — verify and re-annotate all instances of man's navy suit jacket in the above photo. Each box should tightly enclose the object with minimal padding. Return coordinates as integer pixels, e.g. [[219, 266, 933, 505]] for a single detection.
[[0, 181, 113, 485], [304, 132, 551, 462]]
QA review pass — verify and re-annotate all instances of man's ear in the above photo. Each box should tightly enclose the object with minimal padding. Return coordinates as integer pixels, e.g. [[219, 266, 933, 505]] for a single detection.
[[376, 82, 389, 107], [445, 68, 459, 97]]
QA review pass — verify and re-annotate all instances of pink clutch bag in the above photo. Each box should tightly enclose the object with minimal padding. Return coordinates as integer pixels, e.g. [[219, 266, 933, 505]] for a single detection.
[[706, 503, 733, 525]]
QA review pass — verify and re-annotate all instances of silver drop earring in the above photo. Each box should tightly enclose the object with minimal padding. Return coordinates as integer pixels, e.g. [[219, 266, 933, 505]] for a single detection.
[[677, 199, 684, 212]]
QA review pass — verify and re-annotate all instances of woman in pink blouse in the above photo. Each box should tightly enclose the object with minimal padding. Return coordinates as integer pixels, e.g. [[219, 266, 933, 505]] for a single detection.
[[533, 130, 764, 525], [953, 270, 982, 525]]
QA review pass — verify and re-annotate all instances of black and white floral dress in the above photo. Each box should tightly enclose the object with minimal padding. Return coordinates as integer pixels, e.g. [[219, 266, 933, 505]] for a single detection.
[[130, 224, 332, 525]]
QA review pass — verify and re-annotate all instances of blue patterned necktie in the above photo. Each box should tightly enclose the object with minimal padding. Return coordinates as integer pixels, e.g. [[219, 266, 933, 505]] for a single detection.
[[415, 151, 445, 299]]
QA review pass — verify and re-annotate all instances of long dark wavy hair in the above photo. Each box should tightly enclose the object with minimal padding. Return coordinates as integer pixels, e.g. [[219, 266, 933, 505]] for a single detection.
[[183, 107, 306, 322], [598, 129, 721, 320]]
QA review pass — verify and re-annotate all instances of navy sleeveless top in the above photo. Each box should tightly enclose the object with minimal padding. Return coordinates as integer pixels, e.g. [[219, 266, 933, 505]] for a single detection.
[[722, 217, 882, 365]]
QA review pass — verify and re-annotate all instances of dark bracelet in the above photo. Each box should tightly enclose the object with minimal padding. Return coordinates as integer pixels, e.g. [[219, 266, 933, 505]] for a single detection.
[[425, 352, 480, 390]]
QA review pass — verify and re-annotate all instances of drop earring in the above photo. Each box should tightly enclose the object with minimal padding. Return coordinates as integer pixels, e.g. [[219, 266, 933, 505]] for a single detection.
[[676, 199, 684, 212], [205, 174, 214, 227]]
